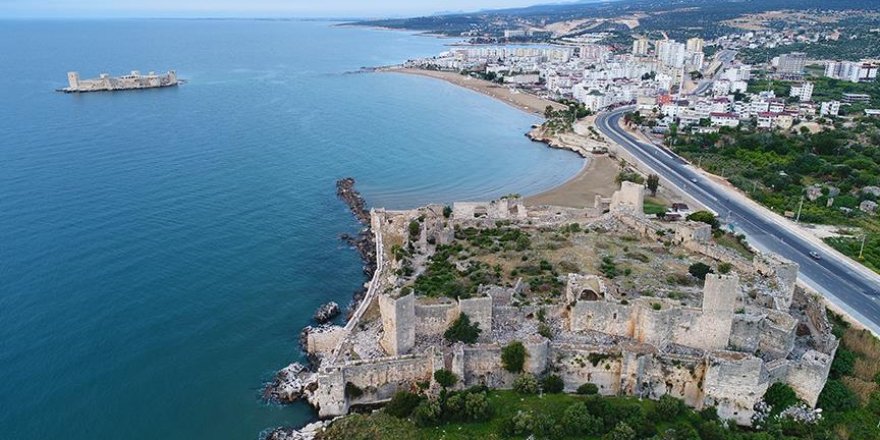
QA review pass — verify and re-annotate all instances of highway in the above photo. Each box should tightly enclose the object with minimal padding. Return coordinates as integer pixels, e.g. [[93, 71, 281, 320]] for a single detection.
[[596, 107, 880, 333]]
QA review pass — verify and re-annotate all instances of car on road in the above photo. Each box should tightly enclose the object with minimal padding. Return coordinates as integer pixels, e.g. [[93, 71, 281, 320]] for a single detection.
[[809, 251, 821, 260], [690, 177, 698, 183]]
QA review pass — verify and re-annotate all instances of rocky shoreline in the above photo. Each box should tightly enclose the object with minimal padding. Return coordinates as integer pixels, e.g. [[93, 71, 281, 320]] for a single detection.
[[262, 178, 378, 436]]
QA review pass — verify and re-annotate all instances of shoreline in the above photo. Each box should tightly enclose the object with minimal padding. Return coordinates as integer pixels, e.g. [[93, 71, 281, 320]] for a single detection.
[[385, 67, 566, 117], [383, 67, 619, 206]]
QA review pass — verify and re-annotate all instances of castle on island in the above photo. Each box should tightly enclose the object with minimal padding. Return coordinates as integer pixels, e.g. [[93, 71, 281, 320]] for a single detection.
[[61, 70, 178, 93]]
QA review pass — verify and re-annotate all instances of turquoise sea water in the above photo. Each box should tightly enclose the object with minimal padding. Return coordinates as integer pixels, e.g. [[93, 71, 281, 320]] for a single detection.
[[0, 19, 583, 439]]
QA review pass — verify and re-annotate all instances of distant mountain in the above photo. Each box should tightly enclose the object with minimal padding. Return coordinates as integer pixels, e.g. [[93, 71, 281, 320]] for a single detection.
[[353, 0, 880, 40]]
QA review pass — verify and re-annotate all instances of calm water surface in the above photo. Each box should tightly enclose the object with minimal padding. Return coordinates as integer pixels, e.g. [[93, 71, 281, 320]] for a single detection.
[[0, 19, 583, 439]]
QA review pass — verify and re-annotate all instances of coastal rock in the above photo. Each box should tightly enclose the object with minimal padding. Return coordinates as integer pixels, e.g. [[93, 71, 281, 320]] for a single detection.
[[264, 420, 330, 440], [313, 302, 340, 324], [336, 177, 370, 225], [263, 362, 317, 404]]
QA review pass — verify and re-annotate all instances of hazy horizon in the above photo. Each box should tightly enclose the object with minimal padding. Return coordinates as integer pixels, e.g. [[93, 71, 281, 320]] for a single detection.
[[0, 0, 561, 19]]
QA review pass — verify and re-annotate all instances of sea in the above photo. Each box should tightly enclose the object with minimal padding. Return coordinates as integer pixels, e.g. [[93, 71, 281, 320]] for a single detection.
[[0, 19, 583, 439]]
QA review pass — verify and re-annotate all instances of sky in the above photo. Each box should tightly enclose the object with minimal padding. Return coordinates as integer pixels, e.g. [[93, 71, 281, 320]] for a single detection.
[[0, 0, 552, 18]]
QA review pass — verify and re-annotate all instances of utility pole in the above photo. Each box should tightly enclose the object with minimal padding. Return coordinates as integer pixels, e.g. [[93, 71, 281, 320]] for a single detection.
[[795, 196, 804, 223]]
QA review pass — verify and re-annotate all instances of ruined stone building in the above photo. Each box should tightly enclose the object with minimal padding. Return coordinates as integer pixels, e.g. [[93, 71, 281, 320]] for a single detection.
[[290, 183, 837, 426]]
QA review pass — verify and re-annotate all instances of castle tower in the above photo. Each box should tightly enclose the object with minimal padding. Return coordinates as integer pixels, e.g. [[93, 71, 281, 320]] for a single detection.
[[700, 273, 739, 350], [378, 293, 415, 356], [67, 72, 80, 90]]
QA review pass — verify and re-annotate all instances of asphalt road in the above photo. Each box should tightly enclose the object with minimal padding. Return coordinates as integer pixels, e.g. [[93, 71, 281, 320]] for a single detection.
[[596, 107, 880, 333]]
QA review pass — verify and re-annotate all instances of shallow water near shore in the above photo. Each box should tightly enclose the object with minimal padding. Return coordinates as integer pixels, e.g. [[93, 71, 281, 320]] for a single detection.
[[0, 19, 583, 439]]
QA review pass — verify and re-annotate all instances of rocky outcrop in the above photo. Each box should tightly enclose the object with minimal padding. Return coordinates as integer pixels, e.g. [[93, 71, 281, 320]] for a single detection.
[[313, 302, 340, 324], [263, 363, 317, 404], [337, 178, 376, 279], [265, 420, 331, 440]]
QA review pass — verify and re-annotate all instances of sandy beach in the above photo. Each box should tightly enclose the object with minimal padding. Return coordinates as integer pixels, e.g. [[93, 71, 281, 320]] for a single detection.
[[389, 67, 566, 116], [524, 155, 620, 208], [385, 67, 621, 207]]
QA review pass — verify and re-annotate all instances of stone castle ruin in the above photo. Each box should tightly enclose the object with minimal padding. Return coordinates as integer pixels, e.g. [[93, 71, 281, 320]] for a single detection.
[[286, 183, 837, 426]]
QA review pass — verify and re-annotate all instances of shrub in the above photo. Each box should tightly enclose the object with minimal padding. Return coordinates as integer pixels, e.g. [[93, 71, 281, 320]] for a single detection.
[[408, 220, 421, 239], [763, 382, 800, 411], [433, 369, 458, 388], [412, 399, 442, 427], [830, 347, 855, 379], [817, 379, 859, 412], [606, 421, 637, 440], [577, 383, 599, 395], [686, 211, 719, 229], [385, 391, 421, 418], [501, 341, 528, 373], [600, 255, 619, 278], [442, 205, 452, 218], [504, 410, 536, 436], [562, 402, 602, 436], [513, 373, 539, 394], [463, 391, 492, 421], [542, 374, 565, 393], [538, 323, 553, 339], [444, 313, 481, 344], [717, 262, 733, 274], [688, 262, 713, 281], [657, 395, 684, 419], [344, 382, 363, 399]]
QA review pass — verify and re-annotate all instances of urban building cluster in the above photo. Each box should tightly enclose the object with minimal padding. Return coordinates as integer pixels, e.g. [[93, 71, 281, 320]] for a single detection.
[[408, 37, 708, 113]]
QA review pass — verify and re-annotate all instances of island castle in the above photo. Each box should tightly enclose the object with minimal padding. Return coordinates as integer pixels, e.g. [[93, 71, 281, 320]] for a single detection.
[[277, 182, 837, 427], [61, 70, 178, 93]]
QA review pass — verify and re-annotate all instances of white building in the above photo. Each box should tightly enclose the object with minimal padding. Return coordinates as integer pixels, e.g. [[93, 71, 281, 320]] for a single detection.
[[656, 39, 686, 69], [632, 38, 649, 56], [820, 101, 840, 117], [825, 61, 879, 83], [790, 82, 814, 102], [710, 112, 740, 128], [686, 37, 704, 53]]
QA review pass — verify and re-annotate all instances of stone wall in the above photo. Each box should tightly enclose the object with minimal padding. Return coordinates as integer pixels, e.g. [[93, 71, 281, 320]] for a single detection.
[[702, 352, 768, 425], [459, 296, 493, 339], [307, 326, 345, 356], [753, 254, 799, 311], [414, 302, 457, 336], [550, 344, 625, 395], [787, 349, 836, 406], [610, 181, 645, 215]]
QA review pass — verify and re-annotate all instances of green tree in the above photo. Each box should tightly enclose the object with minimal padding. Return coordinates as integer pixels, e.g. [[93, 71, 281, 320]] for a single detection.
[[763, 382, 799, 411], [513, 373, 539, 394], [647, 174, 660, 196], [433, 369, 458, 388], [412, 399, 442, 427], [817, 379, 859, 412], [444, 313, 481, 343], [562, 402, 602, 436], [606, 421, 637, 440], [717, 262, 733, 275], [830, 347, 855, 379], [657, 395, 685, 419], [542, 374, 565, 393], [688, 262, 713, 281], [501, 341, 528, 373], [686, 211, 719, 229], [385, 391, 421, 418], [577, 383, 599, 395], [463, 391, 492, 421]]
